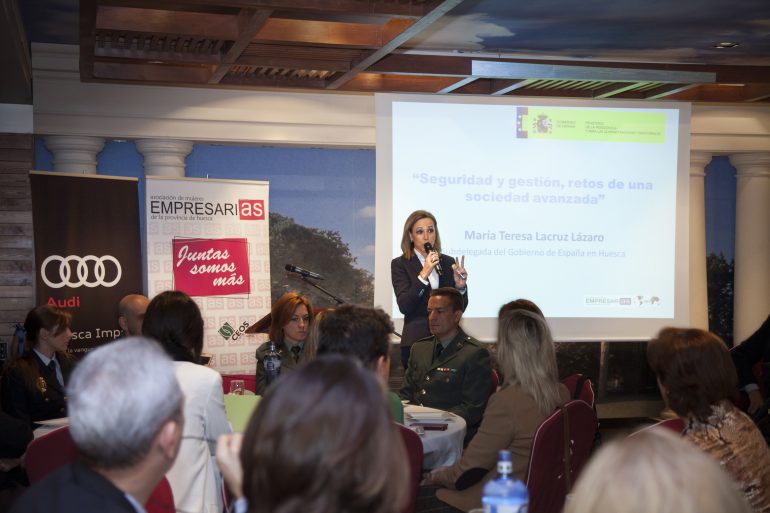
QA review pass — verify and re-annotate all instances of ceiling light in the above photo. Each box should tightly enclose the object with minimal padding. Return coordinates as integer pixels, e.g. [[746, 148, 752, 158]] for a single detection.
[[713, 42, 740, 49]]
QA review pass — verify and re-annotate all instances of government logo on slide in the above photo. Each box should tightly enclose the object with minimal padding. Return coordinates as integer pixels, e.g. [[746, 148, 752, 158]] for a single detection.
[[41, 255, 123, 289]]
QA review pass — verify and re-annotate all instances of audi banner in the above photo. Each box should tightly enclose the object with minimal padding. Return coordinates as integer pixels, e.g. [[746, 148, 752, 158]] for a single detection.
[[30, 172, 143, 354]]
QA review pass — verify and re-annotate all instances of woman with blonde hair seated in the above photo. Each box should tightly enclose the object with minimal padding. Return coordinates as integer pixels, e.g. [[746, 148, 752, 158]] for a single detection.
[[422, 309, 569, 512], [647, 327, 770, 512], [565, 428, 752, 513]]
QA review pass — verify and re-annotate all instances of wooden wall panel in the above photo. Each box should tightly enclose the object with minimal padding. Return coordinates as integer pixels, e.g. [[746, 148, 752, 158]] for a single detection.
[[0, 134, 34, 350]]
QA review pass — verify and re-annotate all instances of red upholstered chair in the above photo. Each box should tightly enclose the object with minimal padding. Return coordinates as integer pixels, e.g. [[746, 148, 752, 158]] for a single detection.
[[525, 400, 597, 513], [489, 369, 500, 398], [25, 426, 175, 513], [145, 477, 176, 513], [25, 426, 80, 484], [222, 373, 258, 394], [560, 374, 596, 408], [396, 423, 424, 513]]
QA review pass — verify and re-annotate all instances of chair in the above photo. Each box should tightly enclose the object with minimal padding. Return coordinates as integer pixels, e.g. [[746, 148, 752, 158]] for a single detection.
[[396, 423, 424, 513], [489, 369, 500, 398], [561, 373, 596, 408], [26, 426, 80, 484], [222, 373, 258, 394], [525, 400, 597, 513], [25, 426, 175, 513]]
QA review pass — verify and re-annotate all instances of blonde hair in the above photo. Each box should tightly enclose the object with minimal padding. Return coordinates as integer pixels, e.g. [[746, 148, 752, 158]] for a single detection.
[[565, 428, 752, 513], [399, 210, 441, 260], [496, 310, 562, 415]]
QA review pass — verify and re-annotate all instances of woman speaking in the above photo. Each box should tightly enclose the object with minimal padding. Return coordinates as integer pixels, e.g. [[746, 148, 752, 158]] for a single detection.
[[391, 210, 467, 368]]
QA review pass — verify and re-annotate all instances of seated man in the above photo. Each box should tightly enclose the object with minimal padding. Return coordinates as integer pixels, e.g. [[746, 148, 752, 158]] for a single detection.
[[316, 304, 403, 423], [400, 287, 491, 441], [10, 337, 184, 513], [117, 294, 150, 337]]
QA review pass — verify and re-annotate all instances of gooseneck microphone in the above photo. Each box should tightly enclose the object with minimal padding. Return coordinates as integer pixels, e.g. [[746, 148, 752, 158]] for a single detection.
[[423, 243, 443, 276], [285, 264, 324, 280]]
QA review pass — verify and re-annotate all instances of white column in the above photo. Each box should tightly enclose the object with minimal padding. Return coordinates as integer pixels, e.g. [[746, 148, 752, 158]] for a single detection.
[[43, 135, 105, 174], [729, 153, 770, 342], [689, 151, 711, 330], [135, 139, 193, 177]]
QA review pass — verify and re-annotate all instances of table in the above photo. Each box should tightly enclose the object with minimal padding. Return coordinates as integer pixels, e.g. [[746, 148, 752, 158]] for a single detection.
[[403, 404, 466, 469]]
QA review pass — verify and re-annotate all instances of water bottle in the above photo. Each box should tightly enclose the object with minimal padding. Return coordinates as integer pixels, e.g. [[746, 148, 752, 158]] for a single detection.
[[263, 341, 281, 385], [482, 450, 528, 513]]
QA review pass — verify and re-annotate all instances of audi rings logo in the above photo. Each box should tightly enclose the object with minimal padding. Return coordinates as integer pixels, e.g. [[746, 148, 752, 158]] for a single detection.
[[41, 255, 122, 289]]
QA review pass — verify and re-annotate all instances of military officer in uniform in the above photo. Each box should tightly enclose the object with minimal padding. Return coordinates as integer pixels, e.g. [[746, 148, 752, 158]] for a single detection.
[[400, 287, 491, 442]]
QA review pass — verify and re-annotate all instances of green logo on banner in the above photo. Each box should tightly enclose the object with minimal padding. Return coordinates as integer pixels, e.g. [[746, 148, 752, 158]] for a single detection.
[[218, 322, 235, 339]]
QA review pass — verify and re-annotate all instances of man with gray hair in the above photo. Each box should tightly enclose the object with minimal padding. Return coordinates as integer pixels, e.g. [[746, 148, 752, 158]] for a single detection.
[[11, 337, 184, 513]]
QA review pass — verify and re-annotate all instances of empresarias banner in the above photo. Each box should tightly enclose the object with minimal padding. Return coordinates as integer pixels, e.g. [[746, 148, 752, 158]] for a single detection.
[[145, 177, 271, 374], [30, 172, 143, 354]]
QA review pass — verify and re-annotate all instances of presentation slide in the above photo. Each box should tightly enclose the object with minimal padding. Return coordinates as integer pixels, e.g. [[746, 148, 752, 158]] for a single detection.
[[374, 94, 690, 342]]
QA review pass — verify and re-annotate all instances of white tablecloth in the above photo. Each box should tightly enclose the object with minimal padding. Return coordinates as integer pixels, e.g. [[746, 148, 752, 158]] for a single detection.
[[404, 405, 466, 469]]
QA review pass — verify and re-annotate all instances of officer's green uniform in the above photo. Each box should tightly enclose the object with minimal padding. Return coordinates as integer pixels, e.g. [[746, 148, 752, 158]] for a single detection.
[[255, 341, 304, 395], [399, 329, 492, 440]]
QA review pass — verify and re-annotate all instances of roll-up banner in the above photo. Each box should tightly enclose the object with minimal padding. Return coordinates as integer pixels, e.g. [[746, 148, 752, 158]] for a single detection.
[[145, 176, 271, 374], [30, 172, 143, 354]]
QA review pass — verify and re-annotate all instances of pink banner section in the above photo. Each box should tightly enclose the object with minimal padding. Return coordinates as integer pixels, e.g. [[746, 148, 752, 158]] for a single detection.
[[173, 238, 250, 297]]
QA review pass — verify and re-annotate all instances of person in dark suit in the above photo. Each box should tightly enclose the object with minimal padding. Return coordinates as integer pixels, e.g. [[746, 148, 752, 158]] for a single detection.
[[391, 210, 468, 368], [731, 314, 770, 414], [1, 305, 76, 427], [400, 288, 490, 442], [9, 337, 184, 513], [254, 292, 314, 394]]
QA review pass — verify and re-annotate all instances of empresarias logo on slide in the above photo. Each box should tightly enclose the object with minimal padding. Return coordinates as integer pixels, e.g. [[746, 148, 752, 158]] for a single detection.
[[238, 199, 265, 220]]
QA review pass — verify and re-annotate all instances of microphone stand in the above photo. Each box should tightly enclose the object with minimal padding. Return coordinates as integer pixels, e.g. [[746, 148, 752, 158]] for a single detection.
[[298, 275, 345, 305]]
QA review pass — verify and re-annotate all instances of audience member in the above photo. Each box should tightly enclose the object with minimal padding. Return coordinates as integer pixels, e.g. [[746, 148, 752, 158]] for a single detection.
[[421, 309, 568, 512], [400, 287, 491, 440], [254, 292, 314, 394], [143, 290, 231, 513], [565, 427, 752, 513], [648, 327, 770, 512], [9, 337, 184, 513], [316, 304, 403, 423], [117, 293, 150, 337], [1, 305, 76, 426], [731, 314, 770, 414], [216, 355, 408, 513]]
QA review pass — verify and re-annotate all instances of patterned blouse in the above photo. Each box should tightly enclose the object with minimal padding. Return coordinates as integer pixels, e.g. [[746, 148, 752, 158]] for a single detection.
[[684, 401, 770, 512]]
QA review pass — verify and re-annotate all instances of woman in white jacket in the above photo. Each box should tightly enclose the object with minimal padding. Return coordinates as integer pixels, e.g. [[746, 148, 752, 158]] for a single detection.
[[143, 290, 231, 513]]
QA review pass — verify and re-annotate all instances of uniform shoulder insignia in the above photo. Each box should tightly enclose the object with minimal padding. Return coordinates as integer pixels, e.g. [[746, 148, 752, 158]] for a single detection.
[[464, 336, 483, 347]]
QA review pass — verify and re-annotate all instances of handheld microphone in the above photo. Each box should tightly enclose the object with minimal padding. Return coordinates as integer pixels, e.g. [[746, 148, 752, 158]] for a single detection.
[[423, 243, 443, 276], [285, 264, 324, 280]]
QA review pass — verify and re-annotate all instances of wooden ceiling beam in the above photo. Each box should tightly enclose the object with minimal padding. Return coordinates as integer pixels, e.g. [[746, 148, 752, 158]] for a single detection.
[[251, 17, 416, 48], [337, 73, 460, 92], [325, 0, 464, 90], [93, 49, 221, 65], [209, 8, 272, 84], [369, 54, 471, 76], [96, 6, 238, 41], [116, 0, 434, 18], [92, 61, 214, 84]]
